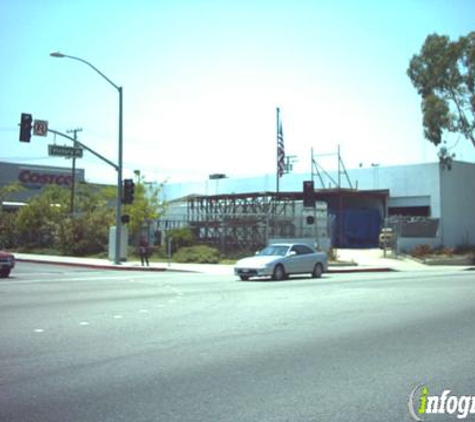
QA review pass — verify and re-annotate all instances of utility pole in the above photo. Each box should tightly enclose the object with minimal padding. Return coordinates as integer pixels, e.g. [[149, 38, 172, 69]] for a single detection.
[[66, 128, 83, 214]]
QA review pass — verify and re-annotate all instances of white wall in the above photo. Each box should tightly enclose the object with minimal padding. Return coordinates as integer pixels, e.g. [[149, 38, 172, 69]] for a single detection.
[[439, 161, 475, 247], [160, 162, 442, 208], [346, 163, 441, 217]]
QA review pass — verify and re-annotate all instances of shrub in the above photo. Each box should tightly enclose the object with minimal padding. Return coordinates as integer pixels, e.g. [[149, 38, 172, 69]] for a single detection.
[[327, 248, 338, 262], [433, 246, 455, 256], [166, 227, 194, 254], [173, 245, 220, 264], [454, 245, 475, 255], [411, 244, 432, 258]]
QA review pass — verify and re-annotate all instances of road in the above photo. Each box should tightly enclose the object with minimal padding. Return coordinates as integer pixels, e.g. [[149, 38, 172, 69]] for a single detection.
[[1, 262, 475, 422]]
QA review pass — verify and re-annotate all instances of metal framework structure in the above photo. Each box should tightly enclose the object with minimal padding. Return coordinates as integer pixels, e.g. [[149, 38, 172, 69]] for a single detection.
[[187, 192, 310, 252], [185, 188, 389, 251], [311, 145, 353, 190]]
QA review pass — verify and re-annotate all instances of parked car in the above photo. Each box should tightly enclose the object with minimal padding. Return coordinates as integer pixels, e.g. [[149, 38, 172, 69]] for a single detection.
[[234, 243, 328, 281], [0, 250, 15, 278]]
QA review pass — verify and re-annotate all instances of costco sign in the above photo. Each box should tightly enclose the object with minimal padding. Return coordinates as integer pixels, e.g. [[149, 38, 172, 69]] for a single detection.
[[18, 170, 73, 186]]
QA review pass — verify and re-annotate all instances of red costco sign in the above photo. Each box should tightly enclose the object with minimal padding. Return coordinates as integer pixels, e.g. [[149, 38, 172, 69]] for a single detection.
[[18, 170, 72, 186]]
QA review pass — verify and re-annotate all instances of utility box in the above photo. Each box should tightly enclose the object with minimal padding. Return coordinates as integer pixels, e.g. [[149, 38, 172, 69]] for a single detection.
[[379, 227, 394, 249], [108, 225, 128, 262]]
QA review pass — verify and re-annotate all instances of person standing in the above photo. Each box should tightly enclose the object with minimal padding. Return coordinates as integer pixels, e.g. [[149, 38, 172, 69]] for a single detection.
[[138, 237, 150, 266]]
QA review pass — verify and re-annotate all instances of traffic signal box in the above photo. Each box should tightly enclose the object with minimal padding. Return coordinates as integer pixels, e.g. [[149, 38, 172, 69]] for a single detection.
[[303, 180, 315, 208], [19, 113, 32, 142], [122, 179, 135, 204]]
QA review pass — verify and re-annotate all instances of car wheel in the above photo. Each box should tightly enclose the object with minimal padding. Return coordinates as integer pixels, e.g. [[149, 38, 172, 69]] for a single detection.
[[312, 263, 323, 279], [239, 275, 250, 281], [272, 264, 286, 281], [0, 268, 10, 278]]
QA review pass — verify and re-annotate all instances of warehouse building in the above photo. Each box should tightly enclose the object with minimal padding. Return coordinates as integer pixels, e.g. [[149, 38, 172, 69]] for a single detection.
[[158, 161, 475, 251], [0, 161, 85, 209]]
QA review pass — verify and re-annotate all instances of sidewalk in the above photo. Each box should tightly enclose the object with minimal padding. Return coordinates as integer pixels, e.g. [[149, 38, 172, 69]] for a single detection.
[[333, 249, 474, 273], [14, 249, 474, 275], [14, 253, 233, 275]]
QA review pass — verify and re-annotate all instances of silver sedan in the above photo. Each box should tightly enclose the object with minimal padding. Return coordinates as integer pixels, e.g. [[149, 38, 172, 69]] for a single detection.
[[234, 243, 328, 281]]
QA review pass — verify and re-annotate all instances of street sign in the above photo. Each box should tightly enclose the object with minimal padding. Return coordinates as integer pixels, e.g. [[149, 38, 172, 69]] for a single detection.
[[33, 120, 48, 136], [48, 144, 83, 158]]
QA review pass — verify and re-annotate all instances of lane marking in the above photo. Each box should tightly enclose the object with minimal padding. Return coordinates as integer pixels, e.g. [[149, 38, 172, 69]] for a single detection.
[[79, 321, 90, 326], [34, 328, 44, 333], [113, 315, 123, 319], [139, 309, 149, 314]]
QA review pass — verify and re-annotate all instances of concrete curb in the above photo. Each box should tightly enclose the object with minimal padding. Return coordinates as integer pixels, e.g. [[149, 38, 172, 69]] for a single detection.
[[16, 258, 170, 272], [327, 267, 395, 274], [16, 257, 396, 274]]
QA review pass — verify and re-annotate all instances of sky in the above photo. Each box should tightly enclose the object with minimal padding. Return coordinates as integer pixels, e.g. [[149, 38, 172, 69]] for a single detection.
[[1, 0, 474, 185]]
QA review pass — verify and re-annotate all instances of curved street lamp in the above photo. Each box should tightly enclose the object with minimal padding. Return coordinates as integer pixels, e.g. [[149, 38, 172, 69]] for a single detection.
[[50, 51, 124, 265]]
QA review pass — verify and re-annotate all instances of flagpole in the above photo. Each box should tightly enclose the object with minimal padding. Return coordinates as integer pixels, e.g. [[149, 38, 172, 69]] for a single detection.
[[276, 107, 280, 193]]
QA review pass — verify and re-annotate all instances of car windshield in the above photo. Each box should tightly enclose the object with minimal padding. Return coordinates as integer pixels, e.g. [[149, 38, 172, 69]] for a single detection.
[[258, 245, 290, 256]]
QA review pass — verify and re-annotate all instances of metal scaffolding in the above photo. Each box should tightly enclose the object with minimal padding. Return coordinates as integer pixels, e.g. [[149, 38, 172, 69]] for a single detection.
[[187, 191, 320, 252]]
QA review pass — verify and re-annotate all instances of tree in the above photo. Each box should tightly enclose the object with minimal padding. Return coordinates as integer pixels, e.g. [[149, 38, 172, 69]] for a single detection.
[[7, 177, 166, 255], [0, 182, 25, 205], [15, 185, 69, 249], [166, 227, 194, 254], [55, 183, 115, 256], [407, 31, 475, 153], [14, 183, 115, 255], [122, 175, 166, 243], [0, 182, 25, 247]]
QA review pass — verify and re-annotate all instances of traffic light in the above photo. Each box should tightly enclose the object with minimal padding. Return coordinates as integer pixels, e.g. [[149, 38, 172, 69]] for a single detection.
[[303, 180, 315, 208], [122, 179, 135, 204], [19, 113, 32, 142]]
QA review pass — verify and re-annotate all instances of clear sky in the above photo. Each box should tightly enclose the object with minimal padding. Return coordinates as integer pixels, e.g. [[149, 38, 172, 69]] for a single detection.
[[1, 0, 474, 184]]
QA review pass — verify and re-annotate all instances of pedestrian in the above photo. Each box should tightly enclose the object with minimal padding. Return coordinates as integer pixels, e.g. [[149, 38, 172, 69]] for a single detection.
[[138, 237, 150, 266]]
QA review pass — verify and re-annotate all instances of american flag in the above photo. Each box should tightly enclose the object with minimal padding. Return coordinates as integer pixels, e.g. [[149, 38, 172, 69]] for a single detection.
[[277, 111, 285, 178]]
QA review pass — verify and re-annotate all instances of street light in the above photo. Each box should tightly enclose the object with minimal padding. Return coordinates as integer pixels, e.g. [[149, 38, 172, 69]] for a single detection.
[[51, 51, 124, 265]]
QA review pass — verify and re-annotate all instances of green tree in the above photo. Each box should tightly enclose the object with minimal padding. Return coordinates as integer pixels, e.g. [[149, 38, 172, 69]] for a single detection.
[[0, 182, 25, 247], [15, 185, 69, 249], [407, 31, 475, 152], [8, 177, 166, 255], [13, 183, 115, 255], [166, 227, 194, 254], [123, 175, 166, 242], [55, 184, 115, 256], [0, 182, 25, 205]]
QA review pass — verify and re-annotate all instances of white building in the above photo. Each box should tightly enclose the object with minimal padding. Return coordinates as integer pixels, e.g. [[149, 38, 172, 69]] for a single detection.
[[159, 160, 475, 249]]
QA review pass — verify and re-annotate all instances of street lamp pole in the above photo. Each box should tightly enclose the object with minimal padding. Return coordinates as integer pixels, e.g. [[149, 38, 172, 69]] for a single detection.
[[51, 52, 123, 265]]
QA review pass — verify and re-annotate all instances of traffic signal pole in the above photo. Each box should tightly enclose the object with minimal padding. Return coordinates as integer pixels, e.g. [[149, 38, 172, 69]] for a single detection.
[[50, 52, 124, 265], [66, 128, 82, 215], [24, 125, 123, 262]]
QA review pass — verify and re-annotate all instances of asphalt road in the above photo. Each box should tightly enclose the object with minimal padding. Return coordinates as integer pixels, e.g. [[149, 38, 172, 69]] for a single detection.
[[1, 262, 475, 422]]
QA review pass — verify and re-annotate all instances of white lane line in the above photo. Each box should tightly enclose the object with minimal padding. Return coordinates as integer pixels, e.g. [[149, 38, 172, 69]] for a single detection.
[[139, 309, 149, 314], [113, 315, 123, 319], [79, 321, 90, 326], [34, 328, 45, 333]]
